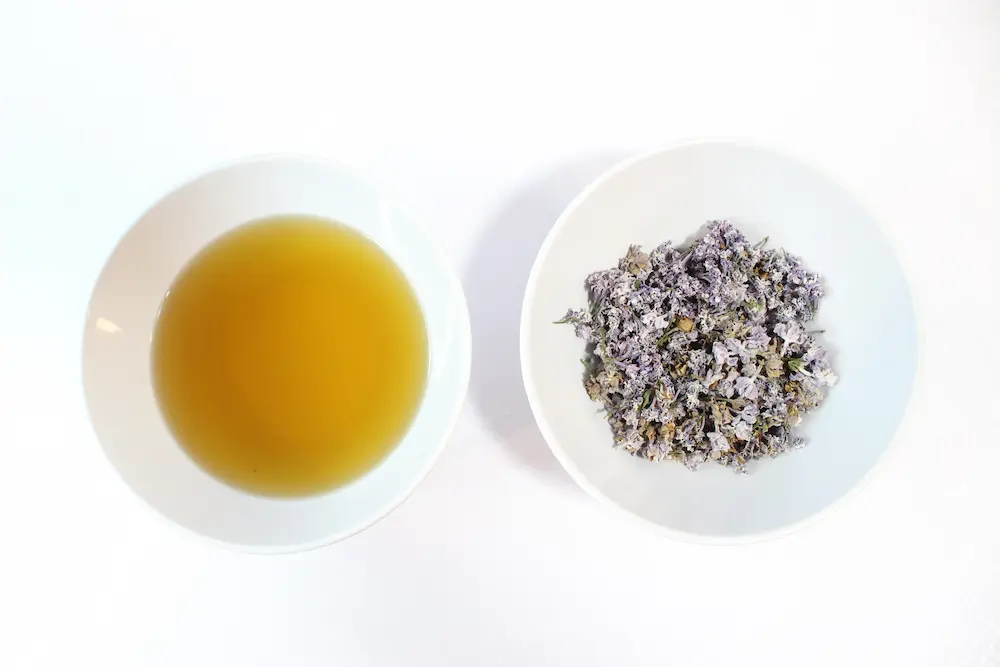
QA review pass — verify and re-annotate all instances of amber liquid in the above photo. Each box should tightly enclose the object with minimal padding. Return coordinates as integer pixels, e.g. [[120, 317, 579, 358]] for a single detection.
[[152, 216, 428, 497]]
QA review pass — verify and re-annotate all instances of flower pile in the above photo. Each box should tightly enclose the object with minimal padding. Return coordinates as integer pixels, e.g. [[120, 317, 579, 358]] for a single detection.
[[559, 220, 837, 473]]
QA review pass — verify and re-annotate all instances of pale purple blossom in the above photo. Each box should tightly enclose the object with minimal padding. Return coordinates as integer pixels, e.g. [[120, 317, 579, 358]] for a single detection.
[[733, 420, 754, 441], [735, 365, 761, 400], [708, 431, 731, 452], [745, 325, 770, 351], [713, 340, 736, 366], [740, 403, 759, 423], [774, 321, 804, 355]]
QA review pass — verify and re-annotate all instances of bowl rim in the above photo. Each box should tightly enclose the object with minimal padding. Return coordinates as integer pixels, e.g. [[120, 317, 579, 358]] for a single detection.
[[81, 152, 473, 554], [519, 137, 923, 545]]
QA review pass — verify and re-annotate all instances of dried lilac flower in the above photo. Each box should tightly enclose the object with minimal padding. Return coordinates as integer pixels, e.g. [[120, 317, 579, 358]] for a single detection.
[[559, 220, 837, 473]]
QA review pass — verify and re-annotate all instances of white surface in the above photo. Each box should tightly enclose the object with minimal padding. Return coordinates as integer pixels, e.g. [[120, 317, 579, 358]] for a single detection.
[[84, 157, 470, 551], [1, 0, 998, 665], [522, 141, 917, 540]]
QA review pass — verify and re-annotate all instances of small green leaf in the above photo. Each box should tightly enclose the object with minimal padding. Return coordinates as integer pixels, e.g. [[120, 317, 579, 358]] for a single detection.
[[656, 327, 678, 348], [640, 386, 655, 410]]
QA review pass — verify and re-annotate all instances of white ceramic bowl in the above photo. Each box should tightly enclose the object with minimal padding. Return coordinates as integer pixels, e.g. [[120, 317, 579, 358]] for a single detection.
[[521, 141, 917, 543], [83, 156, 471, 553]]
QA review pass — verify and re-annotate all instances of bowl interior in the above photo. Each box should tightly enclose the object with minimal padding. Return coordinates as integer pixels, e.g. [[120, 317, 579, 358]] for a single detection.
[[521, 142, 916, 541], [83, 157, 470, 552]]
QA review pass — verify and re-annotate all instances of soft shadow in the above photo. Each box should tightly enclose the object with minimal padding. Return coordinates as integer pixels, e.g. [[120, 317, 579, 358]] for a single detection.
[[463, 152, 632, 484]]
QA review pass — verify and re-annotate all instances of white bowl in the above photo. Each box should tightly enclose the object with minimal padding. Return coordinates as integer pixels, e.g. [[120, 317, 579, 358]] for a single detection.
[[83, 156, 471, 553], [520, 141, 917, 543]]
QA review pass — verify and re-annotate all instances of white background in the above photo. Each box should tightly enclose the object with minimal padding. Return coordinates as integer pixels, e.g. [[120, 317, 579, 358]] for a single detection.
[[2, 1, 999, 665]]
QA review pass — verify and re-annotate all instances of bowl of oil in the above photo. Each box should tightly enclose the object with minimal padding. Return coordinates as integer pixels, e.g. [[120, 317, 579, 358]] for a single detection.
[[83, 156, 471, 552]]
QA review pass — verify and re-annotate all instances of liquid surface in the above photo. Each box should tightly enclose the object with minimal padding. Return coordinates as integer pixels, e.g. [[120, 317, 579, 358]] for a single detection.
[[152, 216, 428, 496]]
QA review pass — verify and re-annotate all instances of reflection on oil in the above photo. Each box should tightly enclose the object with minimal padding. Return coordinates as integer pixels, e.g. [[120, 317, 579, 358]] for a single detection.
[[95, 317, 122, 334]]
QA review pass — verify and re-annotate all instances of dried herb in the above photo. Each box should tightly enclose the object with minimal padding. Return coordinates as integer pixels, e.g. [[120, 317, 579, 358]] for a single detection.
[[559, 220, 837, 473]]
